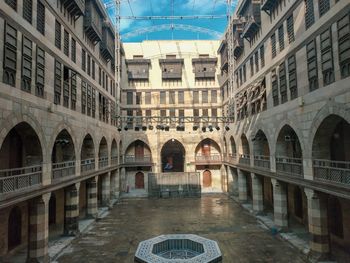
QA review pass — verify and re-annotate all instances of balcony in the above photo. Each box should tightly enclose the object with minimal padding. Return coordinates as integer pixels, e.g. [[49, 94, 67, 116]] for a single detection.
[[52, 161, 75, 181], [195, 154, 222, 165], [111, 156, 118, 166], [81, 158, 95, 173], [254, 155, 270, 169], [242, 15, 261, 41], [60, 0, 85, 18], [239, 154, 251, 166], [84, 0, 103, 44], [218, 41, 228, 71], [227, 153, 237, 164], [192, 58, 217, 79], [233, 38, 244, 59], [126, 59, 151, 80], [99, 157, 109, 168], [159, 58, 184, 80], [100, 22, 115, 61], [276, 157, 303, 178], [123, 155, 152, 166], [313, 159, 350, 186], [0, 165, 42, 194], [261, 0, 278, 15]]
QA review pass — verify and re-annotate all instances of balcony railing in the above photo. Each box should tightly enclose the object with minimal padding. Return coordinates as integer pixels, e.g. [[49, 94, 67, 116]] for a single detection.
[[0, 165, 42, 194], [276, 157, 303, 177], [313, 159, 350, 186], [239, 154, 251, 165], [123, 155, 152, 165], [81, 158, 95, 173], [52, 161, 75, 181], [254, 155, 270, 169], [99, 157, 109, 168], [111, 156, 118, 166], [228, 153, 238, 164], [242, 15, 261, 40], [195, 154, 222, 164], [60, 0, 85, 17]]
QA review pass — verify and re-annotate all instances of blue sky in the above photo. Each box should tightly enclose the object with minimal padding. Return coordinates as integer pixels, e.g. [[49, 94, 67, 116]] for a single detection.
[[103, 0, 238, 42]]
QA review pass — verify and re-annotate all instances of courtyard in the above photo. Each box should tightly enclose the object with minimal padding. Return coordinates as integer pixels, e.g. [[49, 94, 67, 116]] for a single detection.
[[56, 195, 307, 263]]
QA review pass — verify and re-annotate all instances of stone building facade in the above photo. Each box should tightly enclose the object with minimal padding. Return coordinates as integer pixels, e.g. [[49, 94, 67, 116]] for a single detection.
[[0, 0, 120, 261], [220, 0, 350, 261]]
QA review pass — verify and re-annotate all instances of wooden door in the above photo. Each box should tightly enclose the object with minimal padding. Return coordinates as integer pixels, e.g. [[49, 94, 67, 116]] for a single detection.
[[135, 172, 144, 189], [203, 170, 212, 187]]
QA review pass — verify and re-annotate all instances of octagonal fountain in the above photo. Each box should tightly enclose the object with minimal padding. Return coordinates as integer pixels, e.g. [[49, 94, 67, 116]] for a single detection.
[[134, 234, 222, 263]]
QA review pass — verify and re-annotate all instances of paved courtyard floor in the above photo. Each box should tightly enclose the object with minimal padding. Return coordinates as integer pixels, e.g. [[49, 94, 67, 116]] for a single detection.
[[56, 194, 307, 263]]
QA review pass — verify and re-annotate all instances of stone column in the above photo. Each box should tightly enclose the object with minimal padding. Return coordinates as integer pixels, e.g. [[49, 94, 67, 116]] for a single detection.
[[271, 179, 288, 229], [64, 183, 80, 236], [86, 176, 98, 218], [251, 173, 264, 213], [304, 188, 330, 259], [101, 172, 111, 206], [238, 169, 247, 202], [27, 193, 51, 263]]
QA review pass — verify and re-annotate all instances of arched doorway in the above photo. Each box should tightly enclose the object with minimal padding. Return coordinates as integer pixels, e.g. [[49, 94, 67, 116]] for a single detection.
[[161, 139, 185, 172], [98, 137, 108, 168], [135, 172, 144, 189], [8, 206, 21, 250], [203, 170, 212, 187], [81, 134, 95, 172]]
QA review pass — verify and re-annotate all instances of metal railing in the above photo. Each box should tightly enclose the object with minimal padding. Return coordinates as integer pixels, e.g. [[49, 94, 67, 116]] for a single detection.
[[313, 159, 350, 186], [239, 154, 251, 165], [123, 155, 152, 164], [81, 158, 95, 173], [52, 161, 75, 181], [0, 165, 42, 194], [254, 155, 270, 169], [99, 156, 109, 168], [276, 157, 303, 177], [111, 156, 118, 166], [195, 154, 221, 164]]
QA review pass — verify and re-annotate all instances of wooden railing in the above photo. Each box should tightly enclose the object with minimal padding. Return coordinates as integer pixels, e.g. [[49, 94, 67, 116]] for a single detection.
[[239, 154, 251, 165], [99, 156, 109, 168], [254, 155, 270, 169], [123, 155, 152, 164], [52, 161, 75, 181], [313, 159, 350, 186], [276, 157, 303, 177], [0, 165, 42, 194], [81, 158, 95, 173], [195, 154, 221, 164]]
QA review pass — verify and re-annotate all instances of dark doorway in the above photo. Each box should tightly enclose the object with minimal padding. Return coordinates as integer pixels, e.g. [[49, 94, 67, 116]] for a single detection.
[[161, 139, 185, 172], [49, 194, 57, 225], [8, 206, 21, 250], [135, 172, 144, 189], [294, 187, 303, 219], [203, 170, 212, 187]]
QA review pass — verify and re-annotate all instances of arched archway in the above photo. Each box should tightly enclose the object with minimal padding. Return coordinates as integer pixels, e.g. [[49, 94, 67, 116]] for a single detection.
[[111, 139, 118, 165], [161, 139, 185, 172], [253, 130, 270, 169], [135, 172, 144, 189], [312, 115, 350, 185], [275, 125, 303, 176], [98, 137, 108, 168], [81, 134, 95, 172], [203, 170, 212, 187], [125, 140, 152, 163], [230, 136, 237, 156], [194, 138, 221, 164], [239, 134, 250, 165], [8, 206, 21, 250]]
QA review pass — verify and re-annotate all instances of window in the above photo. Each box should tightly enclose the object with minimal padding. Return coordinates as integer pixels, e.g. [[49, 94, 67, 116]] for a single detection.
[[3, 23, 17, 87], [63, 67, 70, 108], [145, 92, 151, 104], [278, 25, 284, 51], [21, 36, 32, 92], [250, 57, 254, 76], [254, 52, 259, 73], [92, 87, 96, 118], [87, 85, 92, 116], [243, 64, 246, 82], [169, 91, 175, 104], [55, 20, 61, 49], [211, 90, 217, 103], [136, 92, 141, 105], [160, 91, 166, 104], [81, 81, 87, 114], [127, 91, 133, 105], [99, 67, 102, 85], [320, 28, 334, 85], [319, 0, 330, 17], [288, 55, 298, 100], [54, 60, 62, 104], [23, 0, 32, 24], [272, 69, 279, 106], [260, 45, 265, 68], [305, 0, 315, 29], [337, 14, 350, 79], [271, 33, 276, 58], [64, 30, 69, 56], [239, 68, 242, 86], [71, 74, 77, 110], [36, 1, 45, 35], [193, 91, 199, 103], [279, 62, 287, 104], [5, 0, 17, 10], [87, 55, 91, 76], [92, 60, 95, 79], [202, 90, 208, 103], [193, 109, 200, 124], [202, 109, 208, 117], [287, 15, 295, 43], [71, 38, 76, 63], [35, 46, 45, 97], [178, 90, 184, 104], [82, 49, 86, 71], [306, 39, 319, 91], [179, 109, 184, 124]]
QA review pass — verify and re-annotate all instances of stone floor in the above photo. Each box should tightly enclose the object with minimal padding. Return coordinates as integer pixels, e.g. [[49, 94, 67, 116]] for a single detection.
[[56, 194, 308, 263]]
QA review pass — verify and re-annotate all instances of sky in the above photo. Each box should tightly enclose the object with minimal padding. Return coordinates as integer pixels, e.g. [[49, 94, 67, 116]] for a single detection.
[[103, 0, 238, 42]]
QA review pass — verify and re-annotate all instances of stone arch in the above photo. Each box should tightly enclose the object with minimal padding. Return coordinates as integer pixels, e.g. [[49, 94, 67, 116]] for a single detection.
[[51, 129, 76, 163], [252, 129, 270, 156], [275, 124, 302, 158], [161, 139, 186, 172], [240, 133, 250, 156], [229, 136, 237, 155], [111, 139, 118, 159], [98, 137, 108, 158], [194, 138, 221, 157], [81, 134, 95, 160], [125, 139, 152, 160]]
